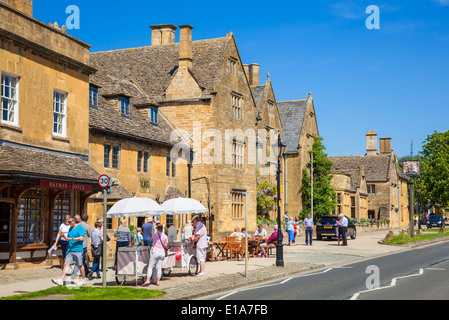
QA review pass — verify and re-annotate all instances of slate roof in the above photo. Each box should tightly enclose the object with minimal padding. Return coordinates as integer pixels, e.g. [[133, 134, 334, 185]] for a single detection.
[[277, 100, 308, 154], [90, 37, 229, 101], [0, 145, 100, 183], [89, 37, 230, 146], [329, 154, 392, 183]]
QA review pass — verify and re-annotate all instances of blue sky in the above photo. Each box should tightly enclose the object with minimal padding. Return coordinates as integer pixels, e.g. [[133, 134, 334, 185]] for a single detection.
[[33, 0, 449, 157]]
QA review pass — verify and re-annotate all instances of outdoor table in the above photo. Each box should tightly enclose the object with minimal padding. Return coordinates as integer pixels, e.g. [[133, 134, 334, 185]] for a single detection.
[[210, 240, 227, 260], [208, 241, 225, 262], [248, 238, 266, 257]]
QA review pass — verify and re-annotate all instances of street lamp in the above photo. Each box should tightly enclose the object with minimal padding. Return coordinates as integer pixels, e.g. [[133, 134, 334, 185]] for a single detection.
[[275, 134, 286, 267]]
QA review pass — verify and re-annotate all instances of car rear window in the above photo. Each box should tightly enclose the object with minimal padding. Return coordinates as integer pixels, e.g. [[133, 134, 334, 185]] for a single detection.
[[319, 217, 337, 224], [429, 216, 441, 221]]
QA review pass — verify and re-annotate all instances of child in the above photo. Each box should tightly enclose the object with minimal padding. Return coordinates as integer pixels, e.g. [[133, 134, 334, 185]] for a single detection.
[[136, 227, 143, 246]]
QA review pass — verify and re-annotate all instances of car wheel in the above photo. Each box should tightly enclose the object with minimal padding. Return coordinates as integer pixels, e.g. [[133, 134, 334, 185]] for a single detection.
[[351, 229, 356, 240]]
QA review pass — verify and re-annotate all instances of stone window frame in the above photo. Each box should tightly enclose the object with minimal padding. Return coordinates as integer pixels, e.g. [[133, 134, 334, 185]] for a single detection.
[[231, 139, 244, 170], [231, 190, 245, 219], [229, 57, 238, 76], [137, 150, 150, 173], [1, 71, 20, 127], [53, 90, 67, 138], [231, 94, 242, 120]]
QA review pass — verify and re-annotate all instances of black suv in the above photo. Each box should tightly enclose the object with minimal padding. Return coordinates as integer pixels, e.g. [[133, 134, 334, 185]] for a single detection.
[[316, 215, 357, 240]]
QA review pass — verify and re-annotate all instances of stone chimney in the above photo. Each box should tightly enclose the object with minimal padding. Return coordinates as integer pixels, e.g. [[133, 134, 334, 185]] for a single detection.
[[379, 138, 392, 154], [150, 24, 177, 46], [366, 130, 378, 155], [248, 63, 260, 86], [178, 25, 193, 69], [4, 0, 33, 16]]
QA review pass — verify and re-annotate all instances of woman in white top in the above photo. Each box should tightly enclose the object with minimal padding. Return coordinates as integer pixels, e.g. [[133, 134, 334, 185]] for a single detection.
[[50, 215, 71, 265], [230, 227, 244, 241]]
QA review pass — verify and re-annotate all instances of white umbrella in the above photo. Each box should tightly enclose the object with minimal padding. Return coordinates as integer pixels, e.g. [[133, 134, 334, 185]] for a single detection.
[[107, 197, 165, 218], [161, 197, 207, 215]]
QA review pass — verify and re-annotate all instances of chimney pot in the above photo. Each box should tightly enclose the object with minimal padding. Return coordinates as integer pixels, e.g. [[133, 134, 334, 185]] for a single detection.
[[366, 130, 378, 155], [248, 63, 260, 86], [178, 25, 194, 69], [150, 24, 177, 46]]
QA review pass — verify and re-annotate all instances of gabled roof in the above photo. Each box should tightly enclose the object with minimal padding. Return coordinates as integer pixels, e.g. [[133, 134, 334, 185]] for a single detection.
[[90, 37, 229, 102], [329, 154, 391, 183], [277, 100, 308, 154]]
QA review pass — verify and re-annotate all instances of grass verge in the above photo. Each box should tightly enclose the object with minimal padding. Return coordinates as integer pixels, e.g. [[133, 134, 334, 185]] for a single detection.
[[0, 286, 166, 300], [385, 229, 449, 245]]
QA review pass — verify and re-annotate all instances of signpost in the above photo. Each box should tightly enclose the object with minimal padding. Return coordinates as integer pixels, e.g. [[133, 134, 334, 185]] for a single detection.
[[403, 162, 420, 237], [97, 174, 119, 287]]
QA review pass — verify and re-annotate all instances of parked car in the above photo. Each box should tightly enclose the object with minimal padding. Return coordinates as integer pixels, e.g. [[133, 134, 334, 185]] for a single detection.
[[316, 215, 357, 240], [426, 215, 443, 228]]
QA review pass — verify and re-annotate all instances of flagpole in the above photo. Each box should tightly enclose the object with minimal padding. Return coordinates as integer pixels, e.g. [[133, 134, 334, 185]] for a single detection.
[[311, 152, 313, 221]]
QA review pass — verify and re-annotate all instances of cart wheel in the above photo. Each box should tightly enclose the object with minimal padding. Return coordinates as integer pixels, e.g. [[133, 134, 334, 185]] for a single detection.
[[115, 269, 127, 286], [162, 268, 172, 277], [140, 266, 148, 285], [188, 255, 198, 276]]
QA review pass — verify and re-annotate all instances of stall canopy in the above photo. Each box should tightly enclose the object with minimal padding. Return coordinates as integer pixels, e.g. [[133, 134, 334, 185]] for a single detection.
[[107, 197, 165, 217], [161, 197, 207, 215]]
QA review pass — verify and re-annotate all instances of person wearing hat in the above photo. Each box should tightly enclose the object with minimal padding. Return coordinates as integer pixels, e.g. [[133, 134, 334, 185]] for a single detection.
[[142, 216, 154, 248]]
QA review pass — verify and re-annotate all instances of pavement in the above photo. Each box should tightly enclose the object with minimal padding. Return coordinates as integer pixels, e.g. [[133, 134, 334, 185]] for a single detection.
[[0, 228, 442, 300]]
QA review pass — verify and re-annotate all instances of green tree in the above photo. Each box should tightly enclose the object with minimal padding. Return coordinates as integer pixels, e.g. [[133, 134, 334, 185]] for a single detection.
[[300, 137, 336, 221], [419, 130, 449, 210]]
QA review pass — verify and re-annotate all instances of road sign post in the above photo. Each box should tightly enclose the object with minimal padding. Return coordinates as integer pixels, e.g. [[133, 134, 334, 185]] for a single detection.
[[98, 174, 110, 288]]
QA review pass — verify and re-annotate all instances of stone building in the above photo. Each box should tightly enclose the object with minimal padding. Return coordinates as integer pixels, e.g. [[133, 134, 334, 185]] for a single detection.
[[329, 130, 410, 228], [90, 25, 263, 238], [87, 63, 189, 232], [277, 94, 320, 217], [0, 1, 100, 263], [247, 66, 284, 220], [330, 157, 368, 219]]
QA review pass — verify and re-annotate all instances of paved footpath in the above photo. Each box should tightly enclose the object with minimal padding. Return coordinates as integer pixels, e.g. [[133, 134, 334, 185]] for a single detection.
[[0, 229, 419, 300]]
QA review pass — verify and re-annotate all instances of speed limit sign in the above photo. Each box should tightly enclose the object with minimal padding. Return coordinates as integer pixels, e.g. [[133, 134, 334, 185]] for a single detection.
[[98, 174, 110, 189]]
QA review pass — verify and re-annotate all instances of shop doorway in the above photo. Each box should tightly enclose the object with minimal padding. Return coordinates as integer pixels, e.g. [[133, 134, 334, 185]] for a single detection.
[[0, 202, 11, 245]]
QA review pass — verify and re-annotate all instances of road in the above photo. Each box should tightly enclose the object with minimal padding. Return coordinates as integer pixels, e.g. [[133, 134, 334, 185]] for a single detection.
[[203, 241, 449, 300]]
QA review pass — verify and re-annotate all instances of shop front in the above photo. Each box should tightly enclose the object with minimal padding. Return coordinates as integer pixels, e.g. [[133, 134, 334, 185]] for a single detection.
[[0, 145, 101, 264]]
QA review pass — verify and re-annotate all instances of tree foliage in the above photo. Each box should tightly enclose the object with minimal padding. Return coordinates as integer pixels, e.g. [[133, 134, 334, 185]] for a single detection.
[[300, 137, 337, 221], [418, 130, 449, 209], [256, 171, 276, 220]]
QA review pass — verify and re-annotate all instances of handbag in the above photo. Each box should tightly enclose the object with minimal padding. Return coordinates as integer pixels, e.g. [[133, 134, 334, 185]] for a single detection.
[[158, 232, 167, 257], [91, 244, 102, 258]]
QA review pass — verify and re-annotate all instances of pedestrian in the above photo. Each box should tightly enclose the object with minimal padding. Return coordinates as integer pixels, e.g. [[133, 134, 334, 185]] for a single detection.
[[336, 218, 342, 246], [259, 225, 282, 257], [303, 213, 314, 246], [286, 217, 300, 246], [192, 215, 207, 276], [88, 221, 112, 280], [52, 216, 86, 286], [142, 224, 167, 287], [284, 212, 289, 226], [71, 214, 92, 280], [183, 221, 193, 243], [113, 217, 131, 270], [136, 227, 143, 246], [50, 215, 71, 267], [293, 217, 299, 244], [230, 227, 244, 241], [142, 216, 154, 247], [254, 224, 267, 238], [338, 214, 348, 246]]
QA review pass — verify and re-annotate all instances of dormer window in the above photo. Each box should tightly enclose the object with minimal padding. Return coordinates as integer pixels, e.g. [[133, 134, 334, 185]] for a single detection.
[[119, 97, 129, 117], [150, 107, 158, 124], [89, 86, 98, 107]]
